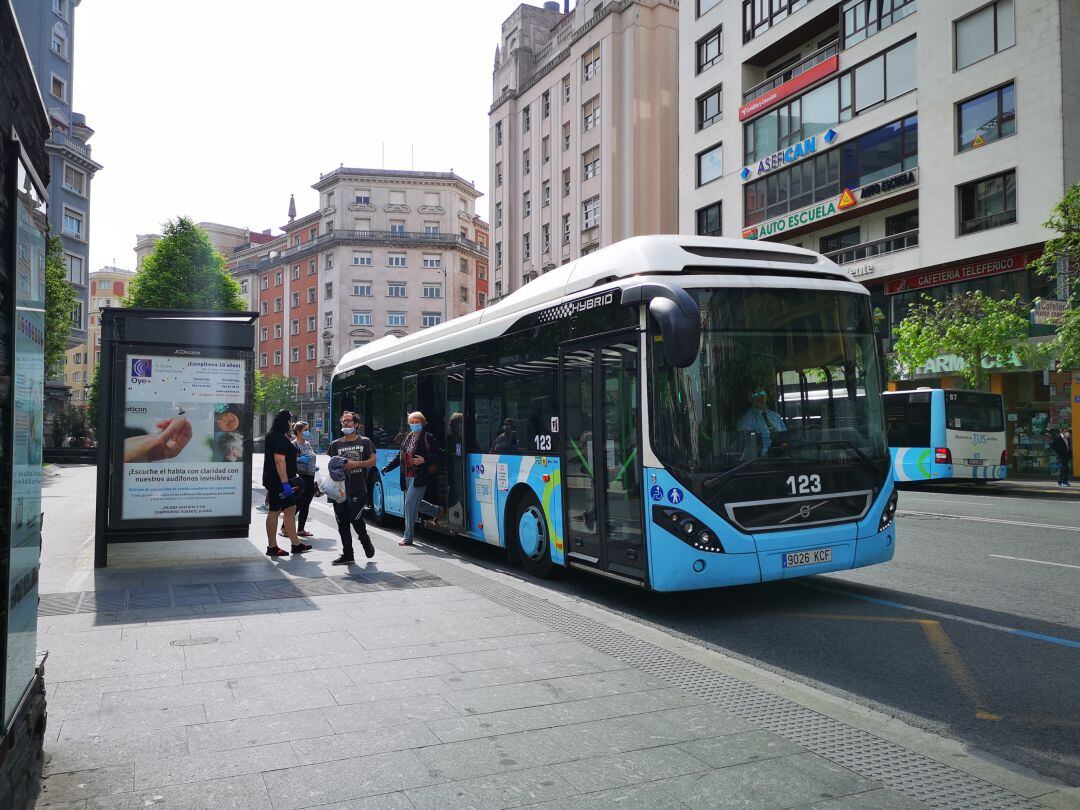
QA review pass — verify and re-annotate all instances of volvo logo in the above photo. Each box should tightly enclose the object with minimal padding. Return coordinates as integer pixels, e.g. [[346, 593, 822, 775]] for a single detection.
[[799, 505, 812, 519]]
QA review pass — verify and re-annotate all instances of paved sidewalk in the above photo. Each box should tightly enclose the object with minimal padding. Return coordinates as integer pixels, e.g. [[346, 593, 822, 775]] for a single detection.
[[33, 465, 1079, 809]]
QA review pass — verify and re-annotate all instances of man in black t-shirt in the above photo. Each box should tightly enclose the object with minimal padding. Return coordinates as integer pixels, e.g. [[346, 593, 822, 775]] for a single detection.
[[327, 410, 376, 564], [262, 430, 298, 510]]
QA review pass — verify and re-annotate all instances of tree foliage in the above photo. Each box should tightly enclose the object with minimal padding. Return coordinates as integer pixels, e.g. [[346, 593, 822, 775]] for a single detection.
[[255, 372, 298, 419], [87, 364, 101, 430], [124, 217, 246, 311], [44, 236, 77, 378], [1030, 182, 1080, 368], [893, 291, 1029, 389], [50, 405, 91, 448]]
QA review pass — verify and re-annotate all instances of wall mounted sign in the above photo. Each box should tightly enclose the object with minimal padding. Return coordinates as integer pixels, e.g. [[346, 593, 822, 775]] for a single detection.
[[884, 248, 1040, 295], [739, 56, 840, 122], [739, 129, 839, 182]]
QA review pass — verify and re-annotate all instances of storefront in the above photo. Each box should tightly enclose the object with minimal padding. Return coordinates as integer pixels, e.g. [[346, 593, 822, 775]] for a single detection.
[[884, 247, 1079, 479]]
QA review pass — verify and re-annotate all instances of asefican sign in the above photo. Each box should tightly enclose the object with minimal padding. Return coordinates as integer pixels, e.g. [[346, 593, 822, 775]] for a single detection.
[[884, 250, 1041, 295]]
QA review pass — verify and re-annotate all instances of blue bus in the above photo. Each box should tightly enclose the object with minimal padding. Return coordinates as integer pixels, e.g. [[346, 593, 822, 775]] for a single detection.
[[329, 236, 897, 591], [885, 389, 1007, 483]]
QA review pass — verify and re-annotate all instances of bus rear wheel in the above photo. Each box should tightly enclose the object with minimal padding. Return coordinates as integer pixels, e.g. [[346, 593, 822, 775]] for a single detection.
[[511, 493, 555, 578]]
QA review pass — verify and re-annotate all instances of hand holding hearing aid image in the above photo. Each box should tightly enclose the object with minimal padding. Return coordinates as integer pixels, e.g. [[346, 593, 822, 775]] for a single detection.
[[123, 416, 193, 463]]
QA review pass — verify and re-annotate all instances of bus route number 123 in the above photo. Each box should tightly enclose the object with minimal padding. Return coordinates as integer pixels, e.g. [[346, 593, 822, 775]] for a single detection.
[[533, 435, 553, 451], [786, 474, 822, 495]]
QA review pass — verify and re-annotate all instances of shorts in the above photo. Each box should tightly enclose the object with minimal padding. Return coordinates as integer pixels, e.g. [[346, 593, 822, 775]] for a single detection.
[[266, 477, 302, 511]]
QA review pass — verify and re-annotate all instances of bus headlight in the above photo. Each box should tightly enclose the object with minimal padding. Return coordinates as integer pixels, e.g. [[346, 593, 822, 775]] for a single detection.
[[878, 490, 898, 532], [652, 506, 726, 553]]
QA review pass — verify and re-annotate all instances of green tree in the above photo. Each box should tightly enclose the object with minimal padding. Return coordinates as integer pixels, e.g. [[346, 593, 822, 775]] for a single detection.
[[44, 236, 77, 378], [893, 291, 1030, 389], [124, 217, 245, 311], [87, 365, 101, 429], [255, 372, 298, 417], [1030, 182, 1080, 368]]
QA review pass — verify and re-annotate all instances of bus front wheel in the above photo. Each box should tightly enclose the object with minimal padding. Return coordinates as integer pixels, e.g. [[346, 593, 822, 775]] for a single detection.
[[511, 493, 555, 579], [369, 475, 392, 526]]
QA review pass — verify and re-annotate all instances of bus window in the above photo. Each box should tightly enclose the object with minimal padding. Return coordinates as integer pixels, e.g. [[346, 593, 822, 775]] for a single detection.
[[884, 392, 931, 447], [945, 391, 1005, 432], [370, 371, 403, 448]]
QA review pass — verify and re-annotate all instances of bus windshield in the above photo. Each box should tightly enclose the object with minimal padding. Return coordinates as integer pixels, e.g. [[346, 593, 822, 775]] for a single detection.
[[651, 288, 888, 476], [944, 391, 1005, 432]]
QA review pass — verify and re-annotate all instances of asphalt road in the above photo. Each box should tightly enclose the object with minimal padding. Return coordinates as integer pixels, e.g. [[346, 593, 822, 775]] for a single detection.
[[402, 482, 1080, 788]]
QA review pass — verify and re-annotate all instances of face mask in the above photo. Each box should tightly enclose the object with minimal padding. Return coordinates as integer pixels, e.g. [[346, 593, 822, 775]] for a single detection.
[[409, 423, 423, 433], [302, 431, 312, 440], [342, 426, 356, 435]]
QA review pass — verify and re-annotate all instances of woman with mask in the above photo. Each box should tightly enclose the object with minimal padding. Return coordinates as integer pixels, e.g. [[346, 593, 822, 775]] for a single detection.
[[283, 421, 317, 538], [382, 411, 440, 546], [261, 409, 312, 557]]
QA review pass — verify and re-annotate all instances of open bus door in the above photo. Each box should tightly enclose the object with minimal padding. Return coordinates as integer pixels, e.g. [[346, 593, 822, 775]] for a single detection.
[[445, 366, 468, 532], [410, 370, 449, 528], [560, 332, 645, 581]]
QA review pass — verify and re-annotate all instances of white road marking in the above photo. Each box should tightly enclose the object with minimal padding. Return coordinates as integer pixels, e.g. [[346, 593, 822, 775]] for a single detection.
[[989, 554, 1080, 570], [898, 510, 1080, 532]]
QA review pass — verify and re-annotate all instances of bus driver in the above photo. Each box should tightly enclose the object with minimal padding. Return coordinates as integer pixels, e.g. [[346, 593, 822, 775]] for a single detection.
[[737, 385, 787, 457]]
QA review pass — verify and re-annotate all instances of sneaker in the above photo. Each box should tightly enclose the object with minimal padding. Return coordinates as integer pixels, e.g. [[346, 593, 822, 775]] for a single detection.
[[297, 530, 314, 537], [266, 546, 289, 557], [331, 554, 355, 566], [290, 543, 313, 553], [398, 539, 413, 546], [256, 504, 270, 513], [361, 538, 375, 559], [1065, 482, 1072, 487]]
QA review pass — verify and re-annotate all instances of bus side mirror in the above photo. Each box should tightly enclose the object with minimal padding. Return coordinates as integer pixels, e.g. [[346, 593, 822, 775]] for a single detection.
[[621, 282, 701, 368]]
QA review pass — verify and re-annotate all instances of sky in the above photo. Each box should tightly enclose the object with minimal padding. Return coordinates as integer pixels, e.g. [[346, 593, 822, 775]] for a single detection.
[[76, 0, 525, 271]]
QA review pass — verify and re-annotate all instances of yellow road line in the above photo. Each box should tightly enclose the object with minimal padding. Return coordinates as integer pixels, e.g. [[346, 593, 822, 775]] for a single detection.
[[781, 612, 1000, 721]]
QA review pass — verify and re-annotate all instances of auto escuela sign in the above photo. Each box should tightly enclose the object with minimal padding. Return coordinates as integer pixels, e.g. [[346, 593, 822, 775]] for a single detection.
[[741, 169, 917, 240], [884, 249, 1041, 295]]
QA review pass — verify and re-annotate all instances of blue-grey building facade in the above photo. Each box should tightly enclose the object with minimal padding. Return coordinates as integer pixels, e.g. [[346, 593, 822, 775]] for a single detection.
[[13, 0, 102, 350]]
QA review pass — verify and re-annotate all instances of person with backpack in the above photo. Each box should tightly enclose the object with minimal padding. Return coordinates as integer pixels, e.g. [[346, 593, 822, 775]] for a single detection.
[[327, 410, 376, 565], [382, 411, 440, 546], [261, 409, 312, 557]]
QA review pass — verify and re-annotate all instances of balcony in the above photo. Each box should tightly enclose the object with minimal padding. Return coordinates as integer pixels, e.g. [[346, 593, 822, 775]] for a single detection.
[[743, 41, 838, 104], [824, 229, 918, 266]]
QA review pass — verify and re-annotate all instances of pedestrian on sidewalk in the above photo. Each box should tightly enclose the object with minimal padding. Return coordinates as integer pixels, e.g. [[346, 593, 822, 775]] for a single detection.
[[283, 421, 317, 539], [262, 409, 312, 557], [327, 410, 376, 565], [382, 411, 440, 546], [1051, 427, 1073, 487]]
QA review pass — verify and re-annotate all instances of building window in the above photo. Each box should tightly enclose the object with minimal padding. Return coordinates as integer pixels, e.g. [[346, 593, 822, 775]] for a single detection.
[[495, 202, 503, 227], [387, 312, 407, 327], [697, 26, 722, 73], [260, 301, 268, 316], [542, 90, 551, 118], [459, 258, 469, 274], [842, 0, 916, 49], [478, 291, 487, 308], [422, 254, 441, 268], [819, 226, 862, 255], [240, 281, 249, 295], [699, 0, 721, 17], [422, 283, 442, 299], [422, 312, 442, 328], [563, 75, 571, 103], [495, 241, 503, 266], [308, 259, 316, 275], [352, 281, 372, 296], [388, 253, 407, 267], [307, 315, 316, 331], [273, 351, 282, 366], [563, 168, 571, 197], [353, 251, 373, 266], [274, 271, 283, 286], [583, 45, 600, 81], [542, 223, 551, 253], [260, 275, 269, 290], [522, 105, 531, 132], [562, 214, 571, 243], [324, 254, 334, 269], [523, 233, 532, 260], [325, 343, 333, 358], [523, 149, 531, 176], [291, 266, 301, 280], [291, 347, 300, 363], [697, 142, 723, 186], [583, 196, 600, 229], [424, 221, 440, 235], [291, 291, 300, 308], [458, 286, 468, 303], [325, 312, 334, 328], [390, 219, 406, 235], [697, 85, 723, 130], [291, 319, 300, 335], [696, 202, 722, 237], [307, 286, 316, 304], [50, 74, 66, 101], [324, 282, 333, 299], [583, 96, 601, 131], [495, 120, 503, 146], [563, 122, 571, 151], [542, 136, 551, 164], [70, 302, 82, 329], [523, 191, 532, 218], [352, 311, 373, 326], [63, 165, 85, 195], [958, 169, 1017, 235], [65, 254, 82, 284], [957, 83, 1015, 153], [274, 323, 282, 339], [260, 352, 268, 368], [496, 162, 503, 186], [387, 281, 407, 297], [307, 345, 316, 360], [52, 0, 66, 18], [62, 208, 83, 238], [306, 375, 315, 392], [955, 0, 1015, 70], [583, 147, 600, 181], [742, 0, 808, 43], [542, 181, 551, 207], [355, 190, 371, 205]]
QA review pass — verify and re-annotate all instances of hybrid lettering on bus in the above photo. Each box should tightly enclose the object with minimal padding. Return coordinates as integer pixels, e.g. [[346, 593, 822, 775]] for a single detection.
[[330, 236, 897, 591]]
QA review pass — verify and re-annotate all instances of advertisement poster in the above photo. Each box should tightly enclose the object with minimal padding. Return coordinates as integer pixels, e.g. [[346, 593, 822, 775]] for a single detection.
[[6, 155, 47, 725], [120, 353, 248, 521]]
